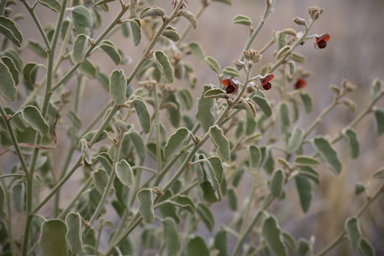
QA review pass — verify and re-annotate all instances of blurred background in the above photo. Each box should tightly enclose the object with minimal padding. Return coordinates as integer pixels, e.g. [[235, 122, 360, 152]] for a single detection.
[[3, 0, 384, 255]]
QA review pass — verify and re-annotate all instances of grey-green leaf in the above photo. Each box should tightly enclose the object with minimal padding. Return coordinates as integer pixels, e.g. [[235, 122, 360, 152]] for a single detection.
[[130, 19, 141, 46], [233, 15, 252, 26], [370, 78, 383, 101], [196, 84, 215, 132], [270, 169, 285, 198], [253, 94, 272, 117], [298, 238, 310, 256], [345, 217, 362, 251], [222, 66, 241, 77], [248, 145, 261, 169], [162, 26, 181, 42], [312, 136, 342, 175], [137, 188, 155, 223], [65, 212, 83, 255], [261, 215, 288, 256], [205, 56, 221, 75], [208, 156, 224, 184], [295, 175, 312, 213], [196, 203, 214, 232], [109, 69, 127, 105], [133, 97, 151, 134], [140, 6, 165, 19], [129, 0, 139, 15], [0, 16, 23, 47], [209, 125, 230, 161], [374, 107, 384, 136], [245, 108, 257, 135], [214, 229, 228, 256], [100, 40, 122, 65], [1, 56, 19, 86], [115, 159, 134, 188], [79, 59, 97, 78], [0, 61, 17, 101], [187, 236, 210, 256], [93, 169, 109, 195], [38, 0, 61, 12], [181, 10, 198, 29], [287, 127, 304, 154], [128, 131, 146, 160], [153, 51, 174, 84], [22, 105, 50, 136], [188, 42, 206, 64], [71, 6, 93, 34], [11, 181, 24, 212], [204, 88, 227, 99], [359, 238, 376, 256], [299, 91, 313, 113], [164, 127, 190, 159], [342, 128, 360, 159], [294, 156, 320, 167], [175, 195, 196, 214], [227, 188, 237, 211], [212, 0, 232, 5], [73, 34, 88, 63], [282, 231, 296, 251], [163, 217, 179, 256], [373, 166, 384, 179], [39, 219, 68, 256], [279, 102, 290, 128], [27, 40, 48, 58]]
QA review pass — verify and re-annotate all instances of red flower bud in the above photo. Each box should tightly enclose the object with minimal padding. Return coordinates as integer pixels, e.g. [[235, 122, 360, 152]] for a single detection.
[[294, 78, 307, 89], [222, 79, 238, 94], [316, 33, 330, 49], [260, 74, 274, 90]]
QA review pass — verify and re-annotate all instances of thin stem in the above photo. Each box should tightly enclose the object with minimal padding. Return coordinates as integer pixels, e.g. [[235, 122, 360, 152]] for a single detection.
[[20, 0, 51, 49], [154, 84, 162, 173], [0, 173, 25, 179], [75, 75, 86, 112], [314, 181, 384, 256], [132, 166, 157, 174]]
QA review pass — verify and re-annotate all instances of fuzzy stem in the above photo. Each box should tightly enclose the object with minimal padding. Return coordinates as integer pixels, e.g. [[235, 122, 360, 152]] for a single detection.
[[153, 84, 162, 173]]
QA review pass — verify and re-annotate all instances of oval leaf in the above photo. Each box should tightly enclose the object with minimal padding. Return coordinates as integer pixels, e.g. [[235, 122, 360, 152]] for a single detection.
[[204, 88, 227, 99], [227, 188, 237, 211], [162, 217, 180, 256], [345, 217, 362, 252], [261, 215, 288, 256], [295, 175, 312, 213], [181, 10, 198, 29], [27, 40, 48, 58], [79, 59, 97, 78], [209, 125, 230, 161], [187, 236, 209, 256], [129, 0, 139, 15], [1, 56, 20, 86], [279, 102, 290, 128], [188, 42, 206, 64], [38, 0, 61, 13], [140, 6, 165, 19], [162, 26, 181, 42], [11, 181, 25, 212], [294, 156, 320, 167], [71, 6, 93, 34], [137, 188, 155, 223], [0, 16, 23, 47], [100, 40, 122, 65], [22, 105, 50, 136], [359, 238, 376, 256], [130, 19, 141, 46], [312, 136, 342, 175], [39, 219, 68, 256], [299, 91, 313, 113], [248, 145, 261, 169], [164, 127, 190, 159], [287, 127, 304, 154], [205, 56, 221, 75], [93, 169, 109, 195], [153, 51, 174, 84], [73, 34, 88, 63], [253, 94, 272, 117], [342, 128, 360, 159], [65, 212, 83, 255], [196, 203, 214, 232], [115, 159, 134, 188], [270, 169, 285, 198], [222, 66, 241, 77], [196, 84, 216, 132], [133, 97, 151, 134], [0, 61, 17, 101], [374, 107, 384, 136], [109, 69, 127, 105], [233, 15, 252, 26], [128, 131, 146, 160]]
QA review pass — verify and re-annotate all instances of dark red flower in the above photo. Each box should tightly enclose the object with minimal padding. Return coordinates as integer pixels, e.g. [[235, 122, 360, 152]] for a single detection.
[[172, 0, 188, 9], [222, 79, 238, 94], [260, 74, 274, 90], [316, 33, 330, 49], [294, 78, 307, 89]]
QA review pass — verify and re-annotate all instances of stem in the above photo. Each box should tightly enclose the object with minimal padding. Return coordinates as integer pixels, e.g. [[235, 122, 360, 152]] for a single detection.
[[0, 167, 17, 256], [75, 75, 86, 113], [132, 166, 157, 174], [314, 181, 384, 256], [153, 84, 162, 173], [0, 173, 25, 179], [20, 0, 51, 49], [240, 170, 259, 234]]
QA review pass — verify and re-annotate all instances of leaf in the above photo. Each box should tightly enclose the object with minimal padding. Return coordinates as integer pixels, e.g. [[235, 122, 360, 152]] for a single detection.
[[177, 88, 193, 110], [312, 136, 342, 175], [0, 16, 23, 47], [205, 56, 221, 75], [248, 145, 261, 169], [359, 238, 376, 256], [71, 6, 93, 34], [11, 181, 25, 212], [345, 217, 362, 251], [0, 61, 17, 101], [252, 94, 272, 117], [162, 217, 179, 256], [0, 57, 19, 87], [22, 106, 50, 136], [81, 130, 108, 144], [290, 52, 306, 63], [80, 139, 92, 165], [181, 10, 198, 29], [79, 59, 97, 78], [196, 84, 216, 132], [209, 125, 230, 161], [137, 189, 155, 223], [140, 6, 165, 19], [129, 0, 140, 15], [373, 166, 384, 179], [276, 31, 287, 51], [38, 0, 61, 12], [212, 0, 232, 5], [153, 51, 174, 84], [175, 195, 195, 214], [282, 231, 296, 251], [128, 131, 146, 160], [196, 203, 214, 232], [27, 40, 47, 58], [130, 19, 141, 46], [299, 91, 313, 113], [233, 15, 252, 26], [261, 146, 274, 174], [298, 238, 310, 256], [0, 184, 6, 219], [287, 127, 304, 154], [22, 62, 40, 85], [208, 156, 224, 184], [73, 34, 88, 63], [222, 66, 241, 77], [342, 128, 360, 159], [227, 188, 237, 211], [93, 169, 109, 195], [374, 107, 384, 136], [370, 78, 383, 101], [188, 42, 206, 64], [115, 159, 134, 188], [203, 88, 227, 99], [100, 40, 122, 65], [109, 69, 127, 105], [214, 229, 228, 256], [133, 97, 151, 134], [295, 175, 312, 212], [93, 0, 115, 6], [162, 26, 181, 42], [279, 102, 290, 128], [261, 215, 288, 256], [200, 181, 219, 203], [270, 169, 285, 198], [187, 236, 210, 256], [65, 212, 83, 255], [294, 156, 320, 167], [39, 219, 68, 256], [3, 49, 23, 71], [141, 227, 158, 249], [164, 127, 190, 159], [245, 109, 257, 135]]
